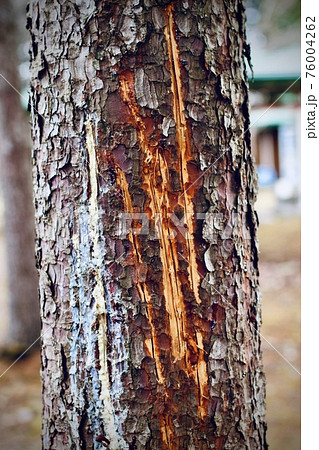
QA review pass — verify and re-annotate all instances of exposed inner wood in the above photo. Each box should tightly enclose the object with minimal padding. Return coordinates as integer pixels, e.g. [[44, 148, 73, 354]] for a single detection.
[[107, 149, 165, 386], [163, 4, 208, 419], [164, 4, 202, 307], [119, 71, 187, 363], [118, 74, 178, 445], [116, 5, 209, 428], [160, 414, 176, 450]]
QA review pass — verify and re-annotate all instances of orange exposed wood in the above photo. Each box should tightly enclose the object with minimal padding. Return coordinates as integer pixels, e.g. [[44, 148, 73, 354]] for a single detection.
[[160, 415, 177, 450], [164, 3, 209, 419], [103, 149, 165, 386], [103, 148, 179, 446], [115, 3, 210, 436], [118, 71, 187, 363], [164, 4, 202, 307]]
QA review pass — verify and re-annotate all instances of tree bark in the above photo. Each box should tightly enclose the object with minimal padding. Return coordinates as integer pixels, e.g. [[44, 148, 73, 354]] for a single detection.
[[28, 0, 267, 448], [0, 0, 39, 351]]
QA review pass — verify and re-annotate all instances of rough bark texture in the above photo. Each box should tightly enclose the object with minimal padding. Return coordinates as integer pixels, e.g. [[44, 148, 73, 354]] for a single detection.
[[0, 0, 40, 350], [28, 0, 267, 448]]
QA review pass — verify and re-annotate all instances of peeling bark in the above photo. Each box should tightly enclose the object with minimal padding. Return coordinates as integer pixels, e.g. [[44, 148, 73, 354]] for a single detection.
[[28, 0, 267, 449]]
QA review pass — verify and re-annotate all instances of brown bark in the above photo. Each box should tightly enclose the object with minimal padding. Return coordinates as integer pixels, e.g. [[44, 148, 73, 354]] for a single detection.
[[28, 0, 267, 448], [0, 0, 39, 351]]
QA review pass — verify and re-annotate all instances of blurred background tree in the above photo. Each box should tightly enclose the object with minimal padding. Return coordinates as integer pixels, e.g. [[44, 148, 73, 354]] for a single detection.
[[0, 0, 39, 354], [245, 0, 300, 50]]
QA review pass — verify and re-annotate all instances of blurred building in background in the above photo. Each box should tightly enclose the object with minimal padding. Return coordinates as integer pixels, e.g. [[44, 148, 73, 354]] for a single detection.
[[246, 0, 301, 221]]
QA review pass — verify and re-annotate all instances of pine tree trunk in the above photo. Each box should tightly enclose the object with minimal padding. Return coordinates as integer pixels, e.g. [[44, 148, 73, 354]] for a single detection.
[[28, 1, 267, 448], [0, 0, 39, 351]]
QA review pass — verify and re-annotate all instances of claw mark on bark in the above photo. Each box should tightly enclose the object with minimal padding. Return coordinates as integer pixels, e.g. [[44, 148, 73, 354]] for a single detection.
[[113, 4, 210, 443], [119, 71, 187, 364], [164, 4, 202, 307], [86, 121, 125, 449], [118, 73, 181, 446], [160, 414, 176, 450], [110, 152, 165, 386], [164, 3, 208, 420]]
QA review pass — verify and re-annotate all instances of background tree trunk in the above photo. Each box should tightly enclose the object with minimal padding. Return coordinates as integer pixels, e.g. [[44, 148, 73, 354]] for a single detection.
[[0, 0, 39, 352], [28, 0, 267, 448]]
